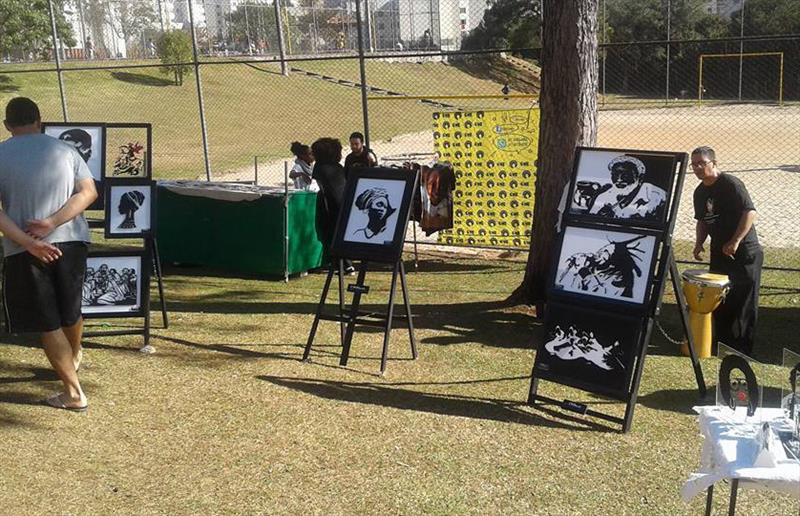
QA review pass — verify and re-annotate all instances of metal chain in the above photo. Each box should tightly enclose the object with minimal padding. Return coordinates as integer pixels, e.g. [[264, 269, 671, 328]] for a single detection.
[[655, 319, 686, 346]]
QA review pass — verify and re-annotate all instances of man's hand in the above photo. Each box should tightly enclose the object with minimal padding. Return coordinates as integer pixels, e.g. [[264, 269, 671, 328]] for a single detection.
[[722, 238, 740, 258], [693, 242, 705, 261], [26, 217, 56, 239], [24, 238, 62, 263]]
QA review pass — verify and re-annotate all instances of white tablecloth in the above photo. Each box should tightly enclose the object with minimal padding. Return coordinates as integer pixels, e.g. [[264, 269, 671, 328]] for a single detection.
[[682, 406, 800, 501], [158, 180, 288, 202]]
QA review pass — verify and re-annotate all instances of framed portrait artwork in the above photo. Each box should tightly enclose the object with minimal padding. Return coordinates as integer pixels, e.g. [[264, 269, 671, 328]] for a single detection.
[[104, 180, 155, 239], [105, 123, 152, 180], [566, 147, 682, 229], [330, 167, 419, 263], [82, 251, 150, 318], [533, 302, 645, 401], [552, 224, 660, 307], [42, 122, 107, 210]]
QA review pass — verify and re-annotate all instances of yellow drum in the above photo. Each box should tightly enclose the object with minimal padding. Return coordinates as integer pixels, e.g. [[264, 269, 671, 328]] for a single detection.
[[680, 269, 730, 358]]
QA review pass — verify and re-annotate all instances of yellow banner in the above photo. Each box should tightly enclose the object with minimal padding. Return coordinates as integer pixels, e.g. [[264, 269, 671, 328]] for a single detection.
[[433, 109, 538, 248]]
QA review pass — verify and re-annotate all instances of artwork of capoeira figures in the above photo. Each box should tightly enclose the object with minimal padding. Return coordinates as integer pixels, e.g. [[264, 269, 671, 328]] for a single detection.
[[544, 324, 624, 372], [573, 155, 667, 221], [82, 264, 138, 307]]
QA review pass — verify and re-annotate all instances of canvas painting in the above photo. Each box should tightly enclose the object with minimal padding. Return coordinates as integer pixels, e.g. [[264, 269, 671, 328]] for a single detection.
[[534, 302, 643, 400], [105, 123, 152, 179], [43, 124, 105, 183], [569, 149, 676, 226], [106, 181, 153, 237], [82, 255, 143, 315], [554, 225, 657, 305], [343, 177, 405, 245]]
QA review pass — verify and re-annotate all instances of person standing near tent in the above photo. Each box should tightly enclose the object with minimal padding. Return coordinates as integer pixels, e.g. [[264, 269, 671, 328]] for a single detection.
[[0, 97, 98, 411], [288, 141, 318, 192], [344, 131, 377, 178], [311, 137, 354, 274], [691, 146, 763, 356]]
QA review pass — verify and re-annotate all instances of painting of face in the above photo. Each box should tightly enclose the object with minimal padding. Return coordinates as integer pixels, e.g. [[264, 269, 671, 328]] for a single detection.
[[43, 124, 105, 183], [105, 181, 153, 238], [568, 149, 676, 226]]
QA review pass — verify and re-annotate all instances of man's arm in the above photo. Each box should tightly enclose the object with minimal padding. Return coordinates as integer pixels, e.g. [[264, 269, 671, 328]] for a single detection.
[[26, 178, 97, 238], [694, 220, 709, 261], [0, 210, 62, 263], [722, 209, 756, 257]]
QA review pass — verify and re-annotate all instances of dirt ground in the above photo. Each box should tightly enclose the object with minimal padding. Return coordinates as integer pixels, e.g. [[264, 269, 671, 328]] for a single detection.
[[221, 103, 800, 251]]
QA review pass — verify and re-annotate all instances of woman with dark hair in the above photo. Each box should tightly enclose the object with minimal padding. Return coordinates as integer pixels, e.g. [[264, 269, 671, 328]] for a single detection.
[[311, 137, 353, 274], [117, 190, 145, 229], [288, 141, 317, 191]]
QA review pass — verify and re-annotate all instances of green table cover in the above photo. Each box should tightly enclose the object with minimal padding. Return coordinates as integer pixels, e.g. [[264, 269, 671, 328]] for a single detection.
[[156, 181, 323, 277]]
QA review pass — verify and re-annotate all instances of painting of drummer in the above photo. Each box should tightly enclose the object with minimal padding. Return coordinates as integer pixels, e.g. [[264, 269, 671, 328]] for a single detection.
[[691, 146, 763, 357]]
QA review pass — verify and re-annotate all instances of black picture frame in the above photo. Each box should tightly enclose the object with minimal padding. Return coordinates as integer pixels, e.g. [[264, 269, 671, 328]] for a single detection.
[[550, 222, 663, 309], [533, 301, 645, 401], [330, 167, 419, 263], [104, 122, 153, 180], [82, 250, 150, 319], [565, 147, 681, 230], [42, 122, 107, 211], [104, 179, 156, 239]]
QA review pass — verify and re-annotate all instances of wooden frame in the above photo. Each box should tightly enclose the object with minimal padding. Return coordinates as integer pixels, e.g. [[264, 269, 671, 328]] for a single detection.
[[565, 147, 682, 230], [330, 167, 419, 264], [82, 250, 151, 319], [104, 179, 156, 239]]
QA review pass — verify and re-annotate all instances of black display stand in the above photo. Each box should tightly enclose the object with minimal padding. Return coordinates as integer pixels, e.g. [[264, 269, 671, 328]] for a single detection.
[[303, 258, 417, 374], [528, 148, 706, 433]]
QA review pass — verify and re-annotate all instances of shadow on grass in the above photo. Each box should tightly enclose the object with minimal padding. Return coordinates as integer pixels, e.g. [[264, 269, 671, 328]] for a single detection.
[[0, 75, 19, 93], [163, 299, 540, 350], [110, 71, 173, 87], [258, 375, 614, 431], [157, 334, 301, 362]]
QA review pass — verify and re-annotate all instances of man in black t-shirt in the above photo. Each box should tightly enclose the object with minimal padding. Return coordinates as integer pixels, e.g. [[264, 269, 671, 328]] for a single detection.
[[691, 146, 763, 356], [344, 131, 377, 178]]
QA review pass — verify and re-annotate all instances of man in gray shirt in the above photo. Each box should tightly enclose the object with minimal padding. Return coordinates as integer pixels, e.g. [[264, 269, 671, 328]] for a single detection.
[[0, 97, 97, 411]]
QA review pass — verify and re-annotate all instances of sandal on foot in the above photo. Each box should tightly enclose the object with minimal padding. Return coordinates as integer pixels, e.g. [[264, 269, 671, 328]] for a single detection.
[[43, 393, 88, 412]]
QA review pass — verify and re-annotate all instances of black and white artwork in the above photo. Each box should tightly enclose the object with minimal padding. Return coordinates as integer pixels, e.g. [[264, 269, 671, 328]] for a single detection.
[[569, 149, 675, 226], [554, 225, 657, 305], [105, 181, 153, 238], [343, 178, 404, 244], [82, 255, 143, 315], [43, 124, 105, 183], [331, 167, 418, 263], [534, 303, 643, 400]]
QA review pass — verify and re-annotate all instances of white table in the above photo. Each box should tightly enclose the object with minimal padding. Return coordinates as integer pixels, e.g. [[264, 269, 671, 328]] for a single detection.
[[682, 406, 800, 515]]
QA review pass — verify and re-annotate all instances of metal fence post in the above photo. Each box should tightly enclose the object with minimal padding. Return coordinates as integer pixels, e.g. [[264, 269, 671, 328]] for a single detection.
[[355, 0, 370, 147], [187, 0, 213, 181], [665, 0, 671, 105], [47, 0, 68, 121], [274, 0, 289, 75]]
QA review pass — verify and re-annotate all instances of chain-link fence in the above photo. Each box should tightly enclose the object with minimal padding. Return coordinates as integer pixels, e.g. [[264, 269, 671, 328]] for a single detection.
[[0, 0, 797, 273]]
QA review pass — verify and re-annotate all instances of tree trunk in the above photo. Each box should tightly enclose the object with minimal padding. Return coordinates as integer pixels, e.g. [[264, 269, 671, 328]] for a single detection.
[[511, 0, 599, 306]]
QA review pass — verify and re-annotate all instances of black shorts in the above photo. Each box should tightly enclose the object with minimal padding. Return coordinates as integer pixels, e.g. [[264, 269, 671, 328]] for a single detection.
[[3, 241, 88, 333]]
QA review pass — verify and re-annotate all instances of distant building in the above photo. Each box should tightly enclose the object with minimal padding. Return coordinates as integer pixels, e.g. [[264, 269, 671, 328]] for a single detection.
[[706, 0, 744, 19]]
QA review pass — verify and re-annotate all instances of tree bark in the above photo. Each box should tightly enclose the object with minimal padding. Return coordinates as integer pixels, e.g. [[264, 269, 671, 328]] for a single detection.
[[512, 0, 599, 305]]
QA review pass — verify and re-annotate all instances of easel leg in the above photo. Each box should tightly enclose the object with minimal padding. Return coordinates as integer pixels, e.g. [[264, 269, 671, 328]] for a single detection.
[[622, 318, 656, 433], [338, 259, 346, 347], [412, 221, 419, 271], [380, 262, 400, 374], [527, 376, 540, 405], [151, 237, 169, 329], [669, 255, 707, 397], [303, 265, 335, 361], [704, 485, 714, 516], [340, 262, 368, 367], [728, 479, 739, 516], [398, 260, 417, 359]]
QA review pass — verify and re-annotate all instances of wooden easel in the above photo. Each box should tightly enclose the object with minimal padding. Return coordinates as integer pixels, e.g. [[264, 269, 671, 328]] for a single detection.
[[303, 258, 417, 374], [527, 149, 707, 433]]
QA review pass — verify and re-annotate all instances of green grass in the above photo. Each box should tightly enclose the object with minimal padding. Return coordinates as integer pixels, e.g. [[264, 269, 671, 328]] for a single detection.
[[0, 59, 529, 179], [0, 248, 797, 514]]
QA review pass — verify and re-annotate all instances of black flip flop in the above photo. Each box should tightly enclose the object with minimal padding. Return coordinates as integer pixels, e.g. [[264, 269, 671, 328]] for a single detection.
[[43, 395, 88, 412]]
